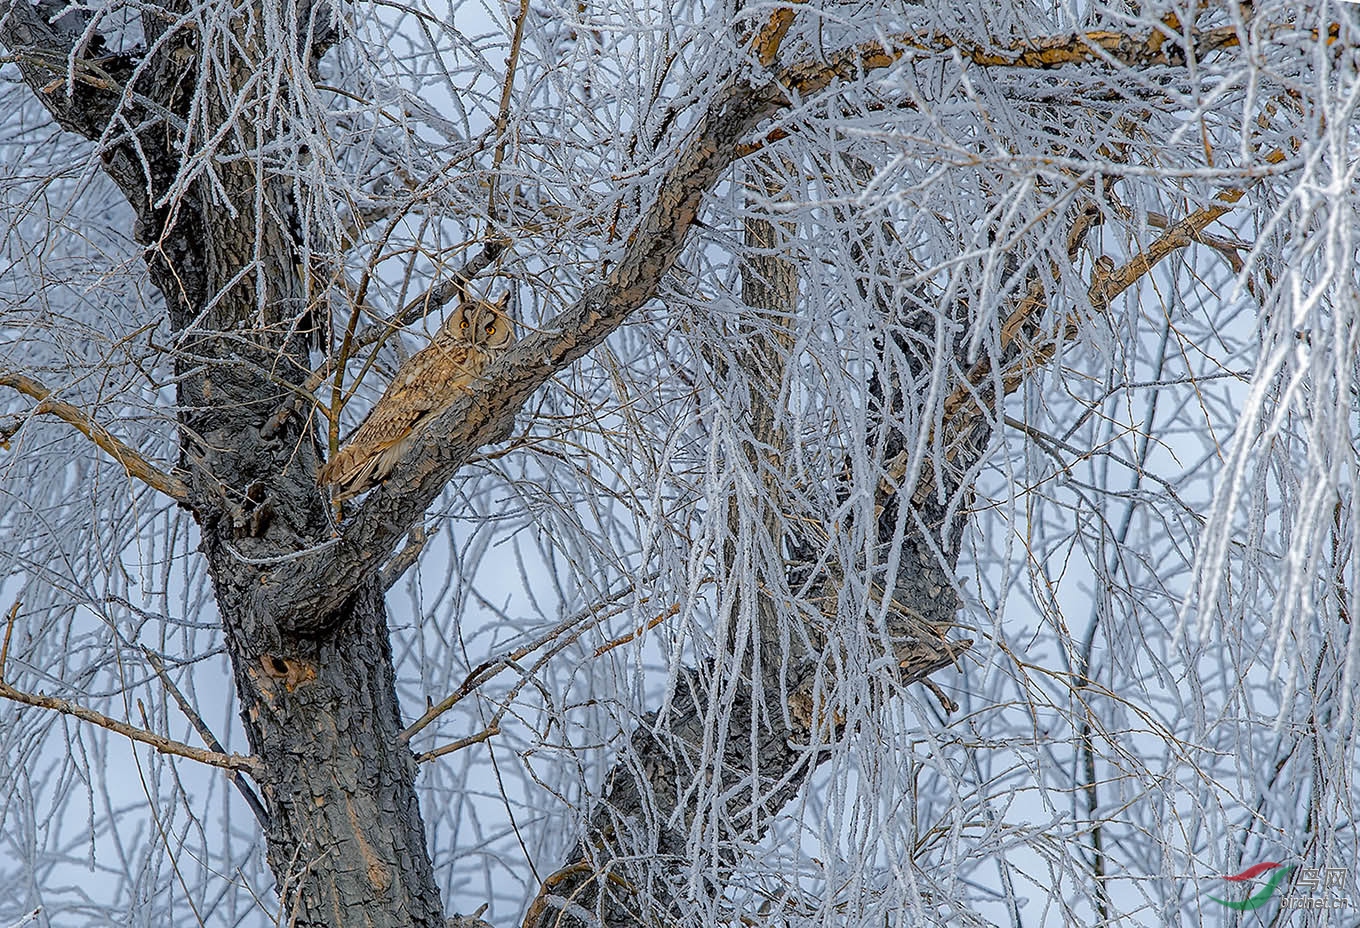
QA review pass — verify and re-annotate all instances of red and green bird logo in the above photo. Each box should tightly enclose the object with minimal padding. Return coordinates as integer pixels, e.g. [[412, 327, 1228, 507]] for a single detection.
[[1209, 862, 1293, 911]]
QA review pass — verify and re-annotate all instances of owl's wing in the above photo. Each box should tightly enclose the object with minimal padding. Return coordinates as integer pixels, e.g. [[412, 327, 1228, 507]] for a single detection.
[[318, 341, 482, 499]]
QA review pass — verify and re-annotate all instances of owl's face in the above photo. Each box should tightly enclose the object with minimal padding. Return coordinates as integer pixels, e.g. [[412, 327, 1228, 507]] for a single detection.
[[447, 297, 515, 351], [449, 302, 478, 342], [468, 300, 515, 351]]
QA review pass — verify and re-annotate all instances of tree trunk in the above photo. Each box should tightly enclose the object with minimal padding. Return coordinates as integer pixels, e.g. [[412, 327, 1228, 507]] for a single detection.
[[221, 577, 444, 926], [1, 3, 448, 923]]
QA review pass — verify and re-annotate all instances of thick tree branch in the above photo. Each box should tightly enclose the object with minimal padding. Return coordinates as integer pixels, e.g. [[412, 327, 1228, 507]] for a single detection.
[[735, 18, 1249, 160], [1, 372, 191, 502], [780, 18, 1240, 99], [265, 77, 790, 635], [521, 159, 975, 928], [747, 2, 800, 67]]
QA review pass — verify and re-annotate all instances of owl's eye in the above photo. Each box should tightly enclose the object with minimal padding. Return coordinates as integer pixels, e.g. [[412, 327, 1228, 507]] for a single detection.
[[459, 319, 469, 329], [485, 324, 496, 334]]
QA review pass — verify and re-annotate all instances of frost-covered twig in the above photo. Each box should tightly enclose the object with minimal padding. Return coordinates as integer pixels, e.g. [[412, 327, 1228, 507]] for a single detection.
[[143, 649, 272, 828], [1, 908, 41, 928]]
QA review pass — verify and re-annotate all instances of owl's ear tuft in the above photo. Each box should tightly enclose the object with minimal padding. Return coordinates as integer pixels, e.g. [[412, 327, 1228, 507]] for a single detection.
[[495, 291, 511, 312]]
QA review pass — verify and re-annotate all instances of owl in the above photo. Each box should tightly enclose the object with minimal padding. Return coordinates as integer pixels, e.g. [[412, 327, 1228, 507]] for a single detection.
[[318, 295, 515, 500]]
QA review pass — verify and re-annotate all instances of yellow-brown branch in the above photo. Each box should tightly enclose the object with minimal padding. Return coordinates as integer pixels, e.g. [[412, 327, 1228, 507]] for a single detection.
[[0, 372, 190, 502], [0, 676, 259, 773]]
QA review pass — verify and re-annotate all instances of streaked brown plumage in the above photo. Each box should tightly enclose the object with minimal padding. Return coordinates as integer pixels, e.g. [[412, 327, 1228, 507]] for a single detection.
[[318, 295, 515, 500]]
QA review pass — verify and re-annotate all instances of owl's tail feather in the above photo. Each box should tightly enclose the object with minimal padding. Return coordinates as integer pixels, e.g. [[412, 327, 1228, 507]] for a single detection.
[[318, 446, 383, 502]]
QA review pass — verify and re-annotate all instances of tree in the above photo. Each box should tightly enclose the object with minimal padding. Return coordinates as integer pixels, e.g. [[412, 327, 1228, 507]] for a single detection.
[[1, 0, 1356, 925]]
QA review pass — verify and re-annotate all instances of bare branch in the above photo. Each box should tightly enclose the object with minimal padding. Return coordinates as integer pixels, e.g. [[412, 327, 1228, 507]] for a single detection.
[[0, 677, 260, 774], [592, 604, 679, 657], [379, 524, 429, 591], [0, 372, 190, 503], [399, 578, 656, 745], [413, 724, 499, 765], [488, 0, 531, 215], [935, 147, 1290, 452], [143, 650, 272, 829], [0, 601, 18, 678]]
